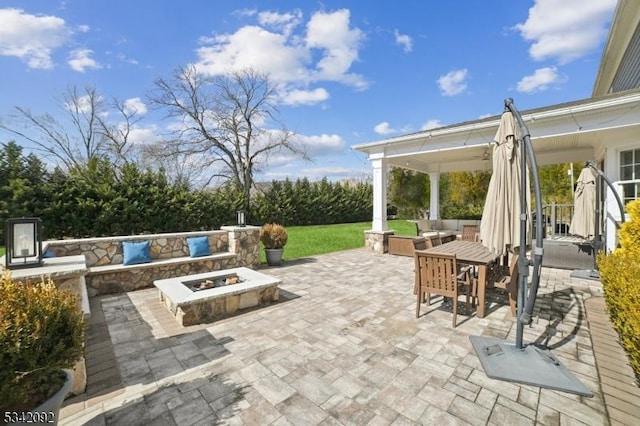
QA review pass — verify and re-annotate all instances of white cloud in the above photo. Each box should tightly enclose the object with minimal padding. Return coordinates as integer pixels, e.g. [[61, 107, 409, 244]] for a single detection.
[[77, 24, 90, 33], [68, 48, 101, 72], [374, 122, 396, 135], [437, 69, 468, 96], [65, 94, 102, 114], [193, 7, 368, 99], [117, 53, 139, 65], [0, 8, 70, 69], [195, 26, 308, 83], [517, 66, 564, 93], [306, 9, 367, 89], [394, 29, 412, 53], [297, 133, 344, 156], [127, 125, 161, 145], [123, 97, 148, 115], [258, 9, 302, 37], [233, 8, 257, 18], [420, 119, 444, 130], [514, 0, 616, 64], [281, 87, 329, 106], [262, 153, 295, 169]]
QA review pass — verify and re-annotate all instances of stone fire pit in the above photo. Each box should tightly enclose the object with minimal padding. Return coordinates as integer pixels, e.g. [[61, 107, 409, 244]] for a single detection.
[[154, 267, 280, 326]]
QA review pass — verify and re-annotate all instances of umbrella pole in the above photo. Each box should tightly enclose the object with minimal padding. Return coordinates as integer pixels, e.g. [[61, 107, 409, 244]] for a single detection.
[[585, 161, 626, 232], [505, 98, 544, 348], [469, 98, 592, 397]]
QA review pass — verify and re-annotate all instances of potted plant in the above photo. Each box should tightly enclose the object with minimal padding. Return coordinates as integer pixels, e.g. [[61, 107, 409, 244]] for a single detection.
[[0, 268, 86, 425], [260, 223, 288, 266]]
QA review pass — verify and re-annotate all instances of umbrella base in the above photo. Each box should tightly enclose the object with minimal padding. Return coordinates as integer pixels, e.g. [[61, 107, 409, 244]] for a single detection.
[[570, 269, 600, 281], [469, 336, 593, 397]]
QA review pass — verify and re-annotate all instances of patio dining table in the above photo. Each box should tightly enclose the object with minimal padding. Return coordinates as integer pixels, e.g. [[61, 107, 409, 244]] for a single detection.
[[416, 240, 501, 318]]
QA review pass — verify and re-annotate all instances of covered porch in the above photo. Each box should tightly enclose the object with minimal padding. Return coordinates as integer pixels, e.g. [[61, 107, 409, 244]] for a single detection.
[[353, 90, 640, 254]]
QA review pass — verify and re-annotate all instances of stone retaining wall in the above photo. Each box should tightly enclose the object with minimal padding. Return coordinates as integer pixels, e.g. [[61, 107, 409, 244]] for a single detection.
[[45, 230, 230, 267], [85, 257, 236, 295], [44, 227, 261, 296]]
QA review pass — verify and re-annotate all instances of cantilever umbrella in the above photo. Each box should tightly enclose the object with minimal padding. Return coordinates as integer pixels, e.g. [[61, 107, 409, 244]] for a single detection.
[[479, 110, 531, 256], [569, 167, 597, 238], [470, 99, 592, 398]]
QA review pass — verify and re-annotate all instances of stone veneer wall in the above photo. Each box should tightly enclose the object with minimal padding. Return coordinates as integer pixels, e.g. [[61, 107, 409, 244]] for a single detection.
[[364, 230, 394, 254], [44, 227, 261, 296], [165, 286, 279, 326], [221, 225, 260, 266], [45, 230, 230, 267], [84, 259, 236, 295]]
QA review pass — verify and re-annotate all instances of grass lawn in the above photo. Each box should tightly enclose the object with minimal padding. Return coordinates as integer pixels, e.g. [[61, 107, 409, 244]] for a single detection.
[[0, 221, 417, 263], [259, 219, 416, 263]]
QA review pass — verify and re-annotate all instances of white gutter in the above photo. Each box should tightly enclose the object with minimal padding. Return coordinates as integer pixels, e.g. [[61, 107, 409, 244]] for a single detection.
[[353, 90, 640, 152]]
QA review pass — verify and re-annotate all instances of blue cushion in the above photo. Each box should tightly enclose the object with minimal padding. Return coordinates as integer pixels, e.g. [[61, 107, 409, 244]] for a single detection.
[[187, 236, 211, 257], [43, 250, 56, 258], [122, 240, 151, 266]]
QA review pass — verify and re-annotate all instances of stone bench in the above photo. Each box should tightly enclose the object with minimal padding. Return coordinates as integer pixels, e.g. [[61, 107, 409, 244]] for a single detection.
[[45, 226, 260, 296]]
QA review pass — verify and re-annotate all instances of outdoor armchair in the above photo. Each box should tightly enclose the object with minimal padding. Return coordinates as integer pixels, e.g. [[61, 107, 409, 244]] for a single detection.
[[414, 252, 475, 327]]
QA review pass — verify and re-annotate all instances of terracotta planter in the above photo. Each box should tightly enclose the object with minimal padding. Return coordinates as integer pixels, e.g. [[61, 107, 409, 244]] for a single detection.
[[265, 248, 284, 266]]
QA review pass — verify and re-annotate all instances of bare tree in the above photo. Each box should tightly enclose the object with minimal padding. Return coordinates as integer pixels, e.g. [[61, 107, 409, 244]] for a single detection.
[[96, 98, 144, 170], [149, 66, 308, 212], [0, 86, 142, 173], [138, 141, 206, 189]]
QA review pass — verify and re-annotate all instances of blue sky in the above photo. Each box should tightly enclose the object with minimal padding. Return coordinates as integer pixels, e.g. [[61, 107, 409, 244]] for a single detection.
[[0, 0, 618, 183]]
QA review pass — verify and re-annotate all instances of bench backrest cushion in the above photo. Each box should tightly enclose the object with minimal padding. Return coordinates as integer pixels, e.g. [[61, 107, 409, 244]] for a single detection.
[[187, 236, 211, 257], [415, 220, 432, 234], [123, 240, 152, 265]]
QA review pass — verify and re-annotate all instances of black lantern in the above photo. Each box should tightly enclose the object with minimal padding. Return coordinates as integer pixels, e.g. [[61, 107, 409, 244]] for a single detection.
[[4, 217, 43, 269], [236, 210, 246, 227]]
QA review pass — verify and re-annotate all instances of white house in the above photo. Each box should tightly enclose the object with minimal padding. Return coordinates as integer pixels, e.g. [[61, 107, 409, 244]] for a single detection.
[[353, 0, 640, 255]]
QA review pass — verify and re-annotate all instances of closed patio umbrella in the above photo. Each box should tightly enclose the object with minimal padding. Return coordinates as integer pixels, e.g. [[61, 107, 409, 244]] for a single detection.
[[569, 167, 597, 238], [470, 99, 592, 398], [479, 111, 531, 256]]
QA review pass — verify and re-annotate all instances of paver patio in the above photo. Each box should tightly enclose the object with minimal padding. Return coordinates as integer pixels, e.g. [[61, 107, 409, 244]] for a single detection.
[[59, 248, 639, 425]]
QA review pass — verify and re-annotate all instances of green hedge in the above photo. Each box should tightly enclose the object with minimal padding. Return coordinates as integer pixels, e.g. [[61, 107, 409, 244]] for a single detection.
[[251, 178, 372, 226], [1, 143, 372, 239], [597, 199, 640, 385]]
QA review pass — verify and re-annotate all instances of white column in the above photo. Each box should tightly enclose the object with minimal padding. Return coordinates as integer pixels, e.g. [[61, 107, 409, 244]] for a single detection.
[[429, 172, 440, 220], [602, 149, 625, 252], [371, 156, 388, 232]]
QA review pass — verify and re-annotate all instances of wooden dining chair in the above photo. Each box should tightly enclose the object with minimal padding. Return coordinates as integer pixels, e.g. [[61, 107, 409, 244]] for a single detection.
[[461, 224, 479, 242], [412, 237, 427, 251], [412, 237, 428, 300], [414, 251, 475, 327], [425, 234, 442, 248], [460, 224, 480, 279], [487, 254, 518, 316]]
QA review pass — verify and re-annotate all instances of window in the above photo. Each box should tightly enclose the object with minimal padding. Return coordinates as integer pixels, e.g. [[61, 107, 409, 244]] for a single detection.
[[620, 148, 640, 205]]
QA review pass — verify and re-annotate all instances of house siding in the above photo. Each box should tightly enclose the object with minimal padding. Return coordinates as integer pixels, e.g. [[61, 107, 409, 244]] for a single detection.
[[610, 22, 640, 93]]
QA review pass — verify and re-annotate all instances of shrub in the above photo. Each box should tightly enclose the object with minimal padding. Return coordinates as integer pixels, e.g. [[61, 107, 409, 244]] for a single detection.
[[0, 269, 86, 411], [597, 199, 640, 385], [260, 223, 288, 249]]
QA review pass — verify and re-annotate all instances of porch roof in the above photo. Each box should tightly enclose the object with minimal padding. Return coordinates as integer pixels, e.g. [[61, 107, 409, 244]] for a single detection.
[[353, 89, 640, 173]]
